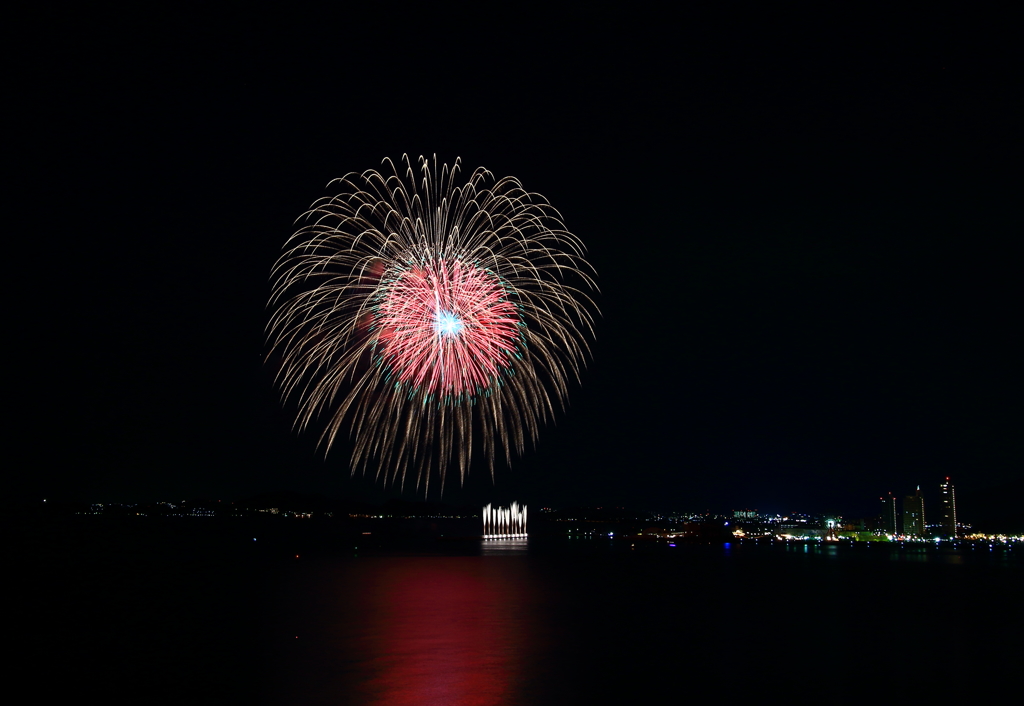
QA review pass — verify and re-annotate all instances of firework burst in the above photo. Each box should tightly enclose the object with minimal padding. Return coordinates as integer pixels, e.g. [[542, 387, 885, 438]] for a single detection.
[[267, 155, 597, 493]]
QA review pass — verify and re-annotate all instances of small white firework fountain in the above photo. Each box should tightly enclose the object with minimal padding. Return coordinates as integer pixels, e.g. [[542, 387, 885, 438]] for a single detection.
[[482, 502, 528, 539]]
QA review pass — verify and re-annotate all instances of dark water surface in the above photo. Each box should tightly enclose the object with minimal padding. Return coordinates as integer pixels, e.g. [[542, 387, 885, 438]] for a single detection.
[[14, 517, 1022, 704]]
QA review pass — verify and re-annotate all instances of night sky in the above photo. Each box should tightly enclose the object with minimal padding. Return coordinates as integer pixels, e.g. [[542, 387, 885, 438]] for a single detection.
[[16, 6, 1021, 522]]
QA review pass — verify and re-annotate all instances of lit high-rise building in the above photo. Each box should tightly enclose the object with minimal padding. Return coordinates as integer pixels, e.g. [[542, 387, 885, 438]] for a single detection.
[[939, 477, 957, 538], [903, 486, 925, 537], [879, 492, 898, 535]]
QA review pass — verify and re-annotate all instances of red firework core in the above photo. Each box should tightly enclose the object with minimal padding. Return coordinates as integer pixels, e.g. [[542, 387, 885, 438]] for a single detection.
[[377, 259, 520, 397]]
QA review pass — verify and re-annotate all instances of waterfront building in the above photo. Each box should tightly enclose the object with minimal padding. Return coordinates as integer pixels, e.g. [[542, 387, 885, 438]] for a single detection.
[[880, 493, 898, 535], [939, 477, 957, 538], [903, 487, 925, 537]]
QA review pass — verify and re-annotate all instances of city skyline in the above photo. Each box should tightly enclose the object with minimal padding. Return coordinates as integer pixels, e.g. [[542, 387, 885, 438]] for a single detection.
[[27, 475, 1022, 535]]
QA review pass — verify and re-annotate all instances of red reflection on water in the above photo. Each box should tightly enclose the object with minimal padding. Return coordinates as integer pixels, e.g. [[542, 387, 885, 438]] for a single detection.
[[357, 557, 527, 706]]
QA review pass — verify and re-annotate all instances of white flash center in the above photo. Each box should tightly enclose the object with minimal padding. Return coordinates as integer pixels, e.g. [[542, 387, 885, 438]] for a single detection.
[[434, 309, 465, 337]]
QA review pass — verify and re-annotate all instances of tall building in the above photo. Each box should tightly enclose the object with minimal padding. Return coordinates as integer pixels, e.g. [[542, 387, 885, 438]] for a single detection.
[[903, 486, 925, 537], [880, 492, 898, 535], [939, 477, 957, 538]]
